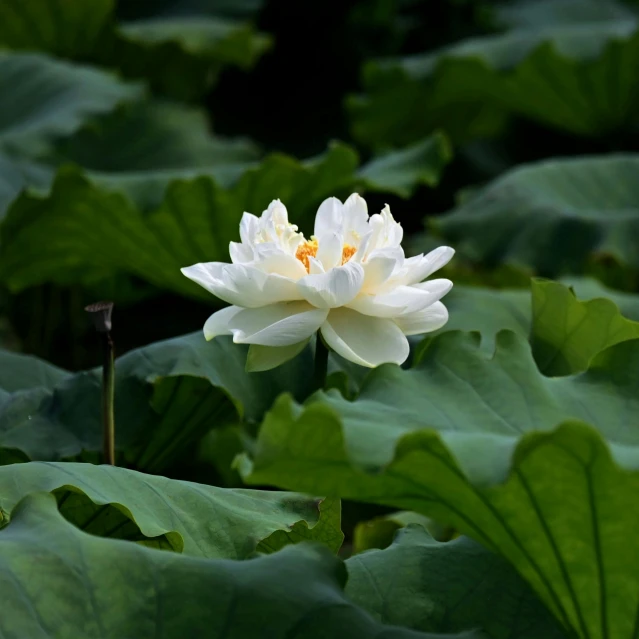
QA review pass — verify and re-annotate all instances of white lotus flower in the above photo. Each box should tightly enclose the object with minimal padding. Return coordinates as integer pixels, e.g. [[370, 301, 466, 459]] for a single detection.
[[181, 194, 454, 369]]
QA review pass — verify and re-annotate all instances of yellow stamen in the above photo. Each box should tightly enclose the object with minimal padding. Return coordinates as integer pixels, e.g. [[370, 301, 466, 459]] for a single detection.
[[295, 239, 318, 272], [295, 239, 357, 273], [341, 244, 356, 264]]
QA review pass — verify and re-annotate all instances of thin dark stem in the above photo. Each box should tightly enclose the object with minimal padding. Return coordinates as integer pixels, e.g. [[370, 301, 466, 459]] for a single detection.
[[313, 334, 329, 391], [102, 332, 115, 465]]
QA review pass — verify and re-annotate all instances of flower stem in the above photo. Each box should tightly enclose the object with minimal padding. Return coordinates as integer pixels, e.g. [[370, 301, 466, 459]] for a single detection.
[[313, 334, 329, 391], [85, 301, 116, 466], [102, 331, 116, 465]]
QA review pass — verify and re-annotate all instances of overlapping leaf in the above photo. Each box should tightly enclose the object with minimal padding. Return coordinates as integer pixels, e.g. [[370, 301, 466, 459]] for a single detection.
[[346, 525, 566, 639], [242, 409, 639, 639], [0, 462, 343, 556], [531, 279, 639, 375], [240, 284, 639, 638], [357, 133, 452, 197], [0, 53, 142, 154], [50, 99, 260, 210], [0, 136, 451, 298], [0, 152, 51, 218], [429, 155, 639, 276], [0, 0, 270, 99], [349, 18, 639, 147], [0, 493, 470, 639], [4, 278, 634, 471], [0, 332, 314, 470], [496, 0, 635, 30], [440, 278, 639, 370], [0, 57, 259, 218]]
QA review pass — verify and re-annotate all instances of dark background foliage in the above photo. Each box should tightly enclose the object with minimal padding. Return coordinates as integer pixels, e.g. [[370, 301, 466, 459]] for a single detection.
[[3, 0, 637, 370]]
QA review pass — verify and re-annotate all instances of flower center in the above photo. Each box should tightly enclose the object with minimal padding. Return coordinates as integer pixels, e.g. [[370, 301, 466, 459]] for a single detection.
[[295, 239, 357, 273], [341, 244, 357, 264], [295, 239, 318, 272]]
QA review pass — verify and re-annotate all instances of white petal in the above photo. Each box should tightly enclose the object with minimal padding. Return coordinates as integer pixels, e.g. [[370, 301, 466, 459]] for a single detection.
[[229, 242, 254, 264], [386, 217, 403, 247], [367, 213, 385, 251], [315, 231, 343, 271], [264, 198, 289, 225], [342, 193, 369, 239], [411, 278, 454, 300], [394, 301, 449, 336], [228, 302, 328, 346], [320, 308, 409, 367], [181, 263, 300, 307], [351, 230, 373, 262], [361, 247, 404, 292], [253, 246, 307, 280], [240, 212, 259, 244], [203, 306, 242, 340], [246, 339, 310, 372], [307, 256, 325, 275], [404, 246, 455, 285], [347, 278, 450, 318], [182, 262, 239, 305], [221, 265, 302, 307], [297, 261, 364, 309], [314, 197, 343, 237], [368, 205, 403, 250], [347, 286, 423, 318]]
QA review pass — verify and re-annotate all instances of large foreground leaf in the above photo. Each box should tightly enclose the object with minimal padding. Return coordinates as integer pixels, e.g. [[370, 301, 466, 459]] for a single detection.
[[349, 19, 639, 147], [0, 332, 314, 470], [240, 328, 639, 639], [0, 493, 463, 639], [430, 155, 639, 277], [0, 462, 343, 556], [0, 136, 450, 298], [243, 330, 639, 476], [346, 525, 566, 639]]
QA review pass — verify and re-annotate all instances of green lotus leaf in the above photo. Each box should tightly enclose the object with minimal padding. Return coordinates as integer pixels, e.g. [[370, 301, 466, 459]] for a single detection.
[[0, 461, 344, 556], [0, 332, 314, 471], [496, 0, 635, 30], [0, 53, 142, 154], [0, 492, 469, 638], [0, 135, 450, 298], [240, 327, 639, 639], [440, 278, 639, 373], [430, 155, 639, 277], [53, 100, 260, 177], [357, 132, 452, 198], [0, 153, 52, 218], [349, 19, 639, 147], [346, 525, 566, 639], [531, 279, 639, 375], [0, 349, 67, 391], [352, 510, 437, 553], [0, 0, 270, 99]]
